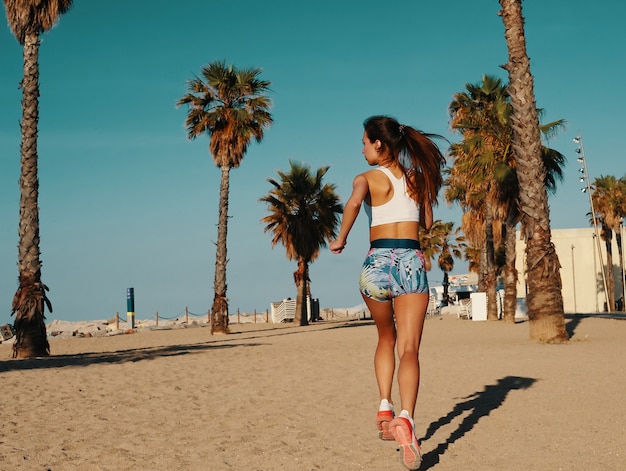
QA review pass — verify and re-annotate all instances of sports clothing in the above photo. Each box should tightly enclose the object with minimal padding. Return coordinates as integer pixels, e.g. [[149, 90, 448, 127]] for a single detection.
[[363, 167, 420, 227], [360, 239, 428, 302]]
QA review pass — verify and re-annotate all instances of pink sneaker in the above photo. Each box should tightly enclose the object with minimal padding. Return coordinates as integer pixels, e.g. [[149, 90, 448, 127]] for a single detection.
[[376, 409, 395, 440], [389, 416, 422, 470]]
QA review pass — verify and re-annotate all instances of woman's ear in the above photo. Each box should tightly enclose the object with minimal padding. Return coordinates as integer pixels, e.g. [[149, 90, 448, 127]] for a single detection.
[[375, 140, 382, 152]]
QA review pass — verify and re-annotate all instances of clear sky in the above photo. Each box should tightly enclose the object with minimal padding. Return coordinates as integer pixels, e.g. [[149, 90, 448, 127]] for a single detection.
[[1, 0, 624, 323]]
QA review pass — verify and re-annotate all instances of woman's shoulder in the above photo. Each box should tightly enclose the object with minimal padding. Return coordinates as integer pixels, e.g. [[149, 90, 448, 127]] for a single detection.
[[364, 167, 399, 182], [362, 168, 393, 194], [362, 167, 386, 179]]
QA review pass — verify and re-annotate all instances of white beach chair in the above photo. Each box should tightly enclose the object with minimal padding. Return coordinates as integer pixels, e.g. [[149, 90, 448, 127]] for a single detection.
[[426, 295, 439, 318], [270, 299, 296, 323], [457, 298, 472, 320]]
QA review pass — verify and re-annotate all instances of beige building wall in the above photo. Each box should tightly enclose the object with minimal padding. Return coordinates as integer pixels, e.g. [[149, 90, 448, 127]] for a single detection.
[[515, 227, 623, 313]]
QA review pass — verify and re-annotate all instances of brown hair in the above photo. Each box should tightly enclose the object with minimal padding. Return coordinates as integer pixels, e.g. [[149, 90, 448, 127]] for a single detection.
[[363, 115, 446, 207]]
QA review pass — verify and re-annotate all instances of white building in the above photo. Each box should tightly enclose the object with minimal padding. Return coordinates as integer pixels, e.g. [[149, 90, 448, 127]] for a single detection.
[[515, 227, 625, 313]]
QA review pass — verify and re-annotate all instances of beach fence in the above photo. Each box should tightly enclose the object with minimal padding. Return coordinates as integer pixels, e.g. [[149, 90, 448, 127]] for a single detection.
[[111, 307, 212, 330], [32, 304, 370, 340], [320, 306, 369, 321], [107, 302, 367, 331], [111, 307, 272, 329]]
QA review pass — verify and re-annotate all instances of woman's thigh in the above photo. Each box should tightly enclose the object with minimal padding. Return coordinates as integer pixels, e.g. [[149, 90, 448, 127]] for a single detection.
[[393, 293, 429, 350]]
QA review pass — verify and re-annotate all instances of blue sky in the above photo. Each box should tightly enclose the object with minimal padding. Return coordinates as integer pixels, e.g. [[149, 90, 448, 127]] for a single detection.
[[1, 0, 624, 323]]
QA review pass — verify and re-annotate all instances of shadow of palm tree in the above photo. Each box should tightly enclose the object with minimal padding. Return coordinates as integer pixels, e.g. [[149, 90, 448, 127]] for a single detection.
[[0, 341, 266, 373], [565, 314, 584, 338], [419, 375, 536, 469], [563, 313, 626, 338], [0, 319, 375, 373], [0, 318, 378, 373]]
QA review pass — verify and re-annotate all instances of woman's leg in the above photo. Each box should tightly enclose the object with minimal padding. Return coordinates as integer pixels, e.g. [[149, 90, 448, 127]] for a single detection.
[[362, 295, 396, 402], [392, 292, 428, 417]]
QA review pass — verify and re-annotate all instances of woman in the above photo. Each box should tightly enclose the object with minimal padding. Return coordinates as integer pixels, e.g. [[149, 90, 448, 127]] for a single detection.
[[330, 115, 445, 470]]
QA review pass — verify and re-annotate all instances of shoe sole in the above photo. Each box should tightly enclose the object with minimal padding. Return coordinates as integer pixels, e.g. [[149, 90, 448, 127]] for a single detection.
[[390, 418, 422, 470], [376, 411, 395, 441]]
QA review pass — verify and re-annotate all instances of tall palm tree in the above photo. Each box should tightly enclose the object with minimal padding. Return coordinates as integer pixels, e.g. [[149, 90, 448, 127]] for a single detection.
[[591, 175, 626, 311], [499, 0, 568, 342], [499, 141, 565, 322], [448, 75, 566, 323], [4, 0, 73, 358], [260, 161, 342, 326], [177, 61, 273, 334], [448, 75, 511, 320]]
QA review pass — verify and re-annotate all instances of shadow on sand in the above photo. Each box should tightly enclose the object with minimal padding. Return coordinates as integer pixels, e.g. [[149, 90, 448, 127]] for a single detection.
[[419, 375, 536, 469], [564, 312, 626, 338], [0, 318, 375, 373], [0, 340, 266, 373]]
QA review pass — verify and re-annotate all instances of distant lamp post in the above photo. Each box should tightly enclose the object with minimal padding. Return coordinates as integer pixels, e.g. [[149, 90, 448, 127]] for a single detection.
[[592, 233, 599, 312], [575, 134, 609, 312]]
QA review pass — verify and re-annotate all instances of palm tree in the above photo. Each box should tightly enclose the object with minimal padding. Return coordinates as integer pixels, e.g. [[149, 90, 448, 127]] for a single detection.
[[418, 223, 441, 273], [448, 75, 513, 320], [591, 175, 626, 311], [448, 75, 566, 323], [429, 221, 466, 305], [260, 161, 342, 326], [177, 61, 273, 334], [4, 0, 73, 358], [499, 0, 568, 342], [448, 76, 511, 321], [499, 141, 565, 323]]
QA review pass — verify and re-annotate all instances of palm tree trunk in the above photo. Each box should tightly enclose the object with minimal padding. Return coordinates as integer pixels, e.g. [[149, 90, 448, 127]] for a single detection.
[[502, 216, 518, 323], [499, 0, 568, 342], [616, 230, 625, 311], [442, 271, 450, 305], [603, 232, 615, 311], [478, 241, 487, 292], [300, 262, 309, 326], [12, 32, 50, 358], [294, 259, 309, 326], [211, 164, 231, 334], [485, 201, 498, 321]]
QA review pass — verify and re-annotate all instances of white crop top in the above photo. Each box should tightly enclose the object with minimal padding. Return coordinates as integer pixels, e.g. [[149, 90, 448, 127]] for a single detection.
[[364, 167, 420, 227]]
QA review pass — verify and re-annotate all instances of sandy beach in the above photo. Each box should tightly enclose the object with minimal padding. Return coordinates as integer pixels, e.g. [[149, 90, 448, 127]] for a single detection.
[[0, 313, 625, 471]]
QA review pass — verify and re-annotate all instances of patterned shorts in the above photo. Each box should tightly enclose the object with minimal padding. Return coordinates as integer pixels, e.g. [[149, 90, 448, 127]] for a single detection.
[[359, 242, 428, 302]]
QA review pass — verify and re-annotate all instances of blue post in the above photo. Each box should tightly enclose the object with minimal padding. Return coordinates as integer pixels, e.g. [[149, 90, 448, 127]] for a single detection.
[[127, 288, 135, 329]]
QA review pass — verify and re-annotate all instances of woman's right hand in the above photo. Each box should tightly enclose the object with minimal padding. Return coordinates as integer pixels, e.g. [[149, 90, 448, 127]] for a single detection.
[[329, 239, 346, 254]]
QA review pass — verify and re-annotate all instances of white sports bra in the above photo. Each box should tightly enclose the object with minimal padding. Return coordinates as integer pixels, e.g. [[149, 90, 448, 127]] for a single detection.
[[364, 167, 420, 227]]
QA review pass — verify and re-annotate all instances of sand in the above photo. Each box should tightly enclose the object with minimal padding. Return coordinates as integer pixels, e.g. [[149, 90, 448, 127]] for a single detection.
[[0, 313, 625, 471]]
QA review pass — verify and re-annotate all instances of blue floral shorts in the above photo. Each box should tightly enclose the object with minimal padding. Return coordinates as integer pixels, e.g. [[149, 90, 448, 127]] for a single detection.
[[359, 241, 428, 302]]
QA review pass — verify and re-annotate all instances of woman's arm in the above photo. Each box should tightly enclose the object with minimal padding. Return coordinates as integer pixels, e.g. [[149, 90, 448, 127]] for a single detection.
[[330, 174, 369, 254]]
